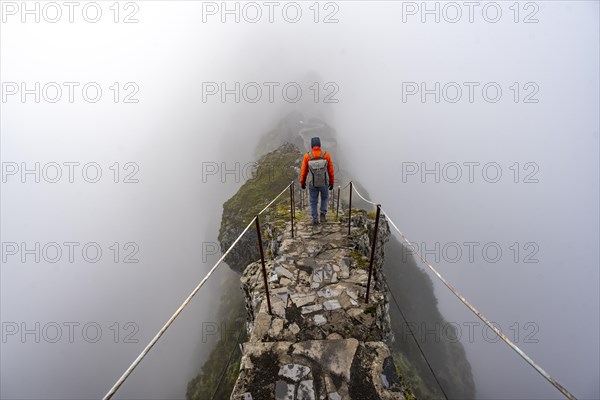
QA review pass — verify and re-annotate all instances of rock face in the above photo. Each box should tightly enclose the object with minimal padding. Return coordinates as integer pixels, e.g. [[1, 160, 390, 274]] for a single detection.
[[218, 143, 304, 273], [230, 206, 406, 400]]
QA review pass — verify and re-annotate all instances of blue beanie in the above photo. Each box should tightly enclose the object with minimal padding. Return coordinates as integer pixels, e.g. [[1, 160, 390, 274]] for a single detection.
[[311, 137, 321, 148]]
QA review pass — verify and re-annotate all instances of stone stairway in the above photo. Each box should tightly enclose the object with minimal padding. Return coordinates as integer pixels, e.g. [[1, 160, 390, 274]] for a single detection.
[[230, 207, 406, 400]]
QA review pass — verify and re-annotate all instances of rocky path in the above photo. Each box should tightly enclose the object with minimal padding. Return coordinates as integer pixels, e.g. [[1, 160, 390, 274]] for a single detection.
[[230, 207, 406, 400]]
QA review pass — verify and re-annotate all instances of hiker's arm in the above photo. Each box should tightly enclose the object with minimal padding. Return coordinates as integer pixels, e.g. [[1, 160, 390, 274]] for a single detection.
[[326, 153, 334, 185], [299, 154, 309, 185]]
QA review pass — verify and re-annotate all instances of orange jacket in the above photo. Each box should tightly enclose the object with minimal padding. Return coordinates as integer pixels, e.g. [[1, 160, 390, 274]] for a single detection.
[[300, 146, 334, 186]]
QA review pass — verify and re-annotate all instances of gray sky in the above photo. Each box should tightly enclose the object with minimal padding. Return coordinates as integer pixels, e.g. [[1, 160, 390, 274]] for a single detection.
[[1, 1, 598, 399]]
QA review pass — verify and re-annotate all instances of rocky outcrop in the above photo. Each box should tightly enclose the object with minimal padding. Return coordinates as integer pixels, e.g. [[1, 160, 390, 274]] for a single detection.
[[218, 143, 303, 273], [230, 206, 408, 400]]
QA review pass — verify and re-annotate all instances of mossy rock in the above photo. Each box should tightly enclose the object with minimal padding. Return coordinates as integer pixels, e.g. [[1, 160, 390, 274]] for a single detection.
[[219, 143, 302, 243], [218, 143, 303, 273], [350, 251, 368, 269]]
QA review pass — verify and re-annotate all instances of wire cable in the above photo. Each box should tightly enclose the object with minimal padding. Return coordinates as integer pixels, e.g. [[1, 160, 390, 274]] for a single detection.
[[210, 327, 245, 400], [350, 184, 378, 206], [383, 279, 449, 400], [102, 216, 258, 400], [258, 182, 292, 216]]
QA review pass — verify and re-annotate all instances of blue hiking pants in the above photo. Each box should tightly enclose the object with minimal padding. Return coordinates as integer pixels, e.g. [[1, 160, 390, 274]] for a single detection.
[[308, 185, 329, 222]]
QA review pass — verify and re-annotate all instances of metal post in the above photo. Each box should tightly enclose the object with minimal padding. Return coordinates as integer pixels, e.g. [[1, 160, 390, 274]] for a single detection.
[[365, 204, 381, 304], [336, 186, 341, 218], [348, 181, 353, 235], [290, 182, 294, 238], [292, 182, 295, 219], [255, 216, 272, 315], [330, 184, 334, 209]]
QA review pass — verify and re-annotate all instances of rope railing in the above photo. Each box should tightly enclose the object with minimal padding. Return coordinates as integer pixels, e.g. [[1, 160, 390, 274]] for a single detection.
[[258, 182, 293, 216], [344, 182, 577, 400], [103, 182, 294, 400]]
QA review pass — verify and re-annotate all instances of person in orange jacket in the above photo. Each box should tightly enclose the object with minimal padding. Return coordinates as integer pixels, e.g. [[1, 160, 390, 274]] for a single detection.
[[300, 137, 335, 224]]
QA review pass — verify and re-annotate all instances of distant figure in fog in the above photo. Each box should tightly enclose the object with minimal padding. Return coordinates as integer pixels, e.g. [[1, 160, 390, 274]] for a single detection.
[[300, 137, 335, 225]]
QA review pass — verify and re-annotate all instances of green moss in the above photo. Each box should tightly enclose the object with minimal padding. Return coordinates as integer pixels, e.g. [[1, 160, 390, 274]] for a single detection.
[[218, 144, 303, 244], [349, 227, 368, 238], [392, 351, 418, 400], [264, 228, 272, 241], [275, 204, 289, 214], [273, 220, 287, 230], [350, 251, 368, 269]]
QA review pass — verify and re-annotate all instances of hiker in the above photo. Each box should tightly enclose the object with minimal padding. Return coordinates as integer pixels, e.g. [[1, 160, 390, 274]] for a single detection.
[[300, 137, 335, 225]]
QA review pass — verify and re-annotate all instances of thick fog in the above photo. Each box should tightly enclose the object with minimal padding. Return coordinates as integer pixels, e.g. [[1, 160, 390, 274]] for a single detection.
[[1, 1, 598, 399]]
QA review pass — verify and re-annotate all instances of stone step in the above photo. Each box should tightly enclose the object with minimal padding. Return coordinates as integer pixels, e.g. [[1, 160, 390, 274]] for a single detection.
[[232, 340, 405, 400]]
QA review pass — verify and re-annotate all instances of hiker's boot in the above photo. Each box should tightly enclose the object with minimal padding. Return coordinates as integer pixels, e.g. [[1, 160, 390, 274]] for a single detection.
[[320, 212, 327, 223], [312, 218, 319, 225]]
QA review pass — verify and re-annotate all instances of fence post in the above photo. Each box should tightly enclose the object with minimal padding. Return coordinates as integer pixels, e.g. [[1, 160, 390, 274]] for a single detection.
[[290, 182, 294, 238], [255, 215, 273, 315], [330, 184, 334, 209], [348, 181, 353, 235], [336, 186, 341, 218], [365, 204, 381, 304]]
